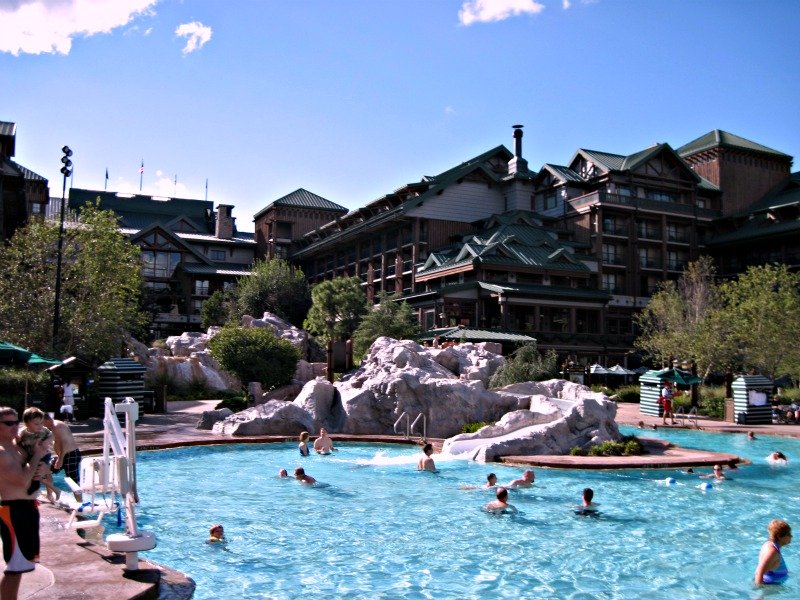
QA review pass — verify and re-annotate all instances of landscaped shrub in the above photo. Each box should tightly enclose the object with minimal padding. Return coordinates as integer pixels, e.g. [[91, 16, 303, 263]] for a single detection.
[[698, 385, 726, 419], [0, 368, 50, 414], [488, 342, 559, 388], [577, 435, 645, 457], [208, 326, 300, 391], [615, 385, 640, 403], [461, 421, 491, 434], [215, 394, 248, 413]]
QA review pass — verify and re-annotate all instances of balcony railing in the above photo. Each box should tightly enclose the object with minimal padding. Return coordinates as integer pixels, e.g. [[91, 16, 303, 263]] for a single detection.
[[570, 191, 722, 219], [602, 255, 625, 266], [639, 258, 662, 269], [667, 261, 688, 271], [667, 233, 689, 243]]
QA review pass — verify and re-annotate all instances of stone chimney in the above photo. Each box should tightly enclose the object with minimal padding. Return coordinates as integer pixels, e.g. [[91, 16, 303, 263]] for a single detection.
[[215, 204, 235, 239], [508, 124, 529, 175]]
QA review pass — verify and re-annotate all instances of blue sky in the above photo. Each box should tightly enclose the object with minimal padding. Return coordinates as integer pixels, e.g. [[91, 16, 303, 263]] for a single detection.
[[2, 0, 799, 231]]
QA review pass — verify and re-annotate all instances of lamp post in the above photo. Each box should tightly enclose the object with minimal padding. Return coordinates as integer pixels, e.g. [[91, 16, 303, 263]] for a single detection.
[[52, 145, 72, 348]]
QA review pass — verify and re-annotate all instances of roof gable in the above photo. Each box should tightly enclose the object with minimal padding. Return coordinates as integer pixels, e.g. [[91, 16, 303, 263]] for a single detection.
[[254, 188, 348, 219], [130, 224, 213, 265], [623, 143, 700, 183], [677, 130, 792, 159]]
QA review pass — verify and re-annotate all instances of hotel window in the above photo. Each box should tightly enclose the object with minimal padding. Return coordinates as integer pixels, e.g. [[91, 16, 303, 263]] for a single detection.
[[210, 249, 226, 261], [192, 300, 204, 315], [616, 185, 632, 197], [667, 250, 688, 271], [602, 216, 624, 235], [645, 190, 676, 203], [602, 243, 622, 265], [666, 223, 687, 243], [636, 219, 660, 239], [601, 273, 622, 294], [544, 191, 557, 210], [639, 248, 661, 269], [194, 280, 209, 296]]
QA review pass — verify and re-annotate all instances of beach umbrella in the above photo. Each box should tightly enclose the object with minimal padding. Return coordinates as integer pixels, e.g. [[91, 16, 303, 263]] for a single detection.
[[589, 364, 609, 374], [656, 368, 702, 386], [27, 353, 62, 367], [609, 364, 635, 376]]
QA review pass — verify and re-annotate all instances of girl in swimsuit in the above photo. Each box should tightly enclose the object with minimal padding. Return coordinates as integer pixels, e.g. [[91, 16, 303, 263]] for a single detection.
[[755, 519, 791, 585], [298, 431, 310, 457]]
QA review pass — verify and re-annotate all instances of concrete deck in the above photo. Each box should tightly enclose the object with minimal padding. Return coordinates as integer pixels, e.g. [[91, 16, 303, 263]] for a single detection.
[[17, 398, 800, 599]]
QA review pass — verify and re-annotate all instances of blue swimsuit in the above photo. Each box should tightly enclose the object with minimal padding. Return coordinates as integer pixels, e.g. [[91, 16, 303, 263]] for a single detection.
[[763, 542, 789, 584]]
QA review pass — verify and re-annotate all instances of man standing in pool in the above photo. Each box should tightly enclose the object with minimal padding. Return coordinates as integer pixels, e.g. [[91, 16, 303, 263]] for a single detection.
[[484, 487, 517, 513], [0, 405, 48, 600], [313, 428, 335, 454], [506, 469, 535, 488], [417, 443, 437, 472]]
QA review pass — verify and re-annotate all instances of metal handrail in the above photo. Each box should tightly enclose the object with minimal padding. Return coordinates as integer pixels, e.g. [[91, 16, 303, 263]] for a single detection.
[[393, 412, 410, 438], [410, 413, 427, 440], [675, 406, 699, 428]]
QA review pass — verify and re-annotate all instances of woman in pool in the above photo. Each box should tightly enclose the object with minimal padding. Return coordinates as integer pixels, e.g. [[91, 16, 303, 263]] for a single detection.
[[754, 519, 791, 585], [298, 431, 310, 456], [207, 524, 225, 543]]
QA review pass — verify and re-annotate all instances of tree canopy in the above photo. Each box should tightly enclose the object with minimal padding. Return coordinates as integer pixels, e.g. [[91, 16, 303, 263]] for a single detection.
[[303, 277, 366, 344], [352, 292, 421, 358], [0, 202, 147, 363], [235, 258, 311, 326], [635, 260, 800, 379], [488, 341, 559, 388]]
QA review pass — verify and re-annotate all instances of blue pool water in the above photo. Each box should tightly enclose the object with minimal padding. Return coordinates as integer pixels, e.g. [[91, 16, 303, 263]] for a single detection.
[[120, 429, 799, 599]]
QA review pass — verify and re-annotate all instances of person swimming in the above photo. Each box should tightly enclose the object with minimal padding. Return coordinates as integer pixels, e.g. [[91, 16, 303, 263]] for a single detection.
[[574, 487, 599, 516], [298, 431, 310, 456], [755, 519, 791, 585], [767, 451, 788, 464], [207, 524, 225, 543], [294, 467, 317, 485], [484, 487, 517, 514]]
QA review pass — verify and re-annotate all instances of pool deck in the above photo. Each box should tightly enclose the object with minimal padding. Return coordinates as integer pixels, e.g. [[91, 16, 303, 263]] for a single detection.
[[19, 399, 800, 599]]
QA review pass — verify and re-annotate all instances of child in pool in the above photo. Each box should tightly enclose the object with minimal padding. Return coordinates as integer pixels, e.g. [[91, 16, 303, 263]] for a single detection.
[[298, 431, 310, 456], [207, 524, 225, 543]]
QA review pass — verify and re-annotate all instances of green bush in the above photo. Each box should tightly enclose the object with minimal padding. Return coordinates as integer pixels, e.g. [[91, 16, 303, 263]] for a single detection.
[[461, 421, 491, 434], [779, 387, 800, 401], [0, 368, 50, 414], [569, 446, 584, 456], [208, 326, 300, 391], [586, 435, 645, 457], [215, 394, 248, 413], [698, 385, 726, 419], [488, 342, 559, 388], [615, 385, 640, 403]]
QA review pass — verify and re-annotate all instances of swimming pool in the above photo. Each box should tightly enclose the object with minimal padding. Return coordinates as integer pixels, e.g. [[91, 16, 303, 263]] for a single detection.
[[121, 428, 799, 599]]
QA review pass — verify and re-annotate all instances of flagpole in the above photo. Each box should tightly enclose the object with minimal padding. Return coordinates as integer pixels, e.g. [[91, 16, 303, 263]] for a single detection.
[[105, 168, 108, 191], [139, 159, 144, 192], [205, 178, 208, 201], [174, 174, 177, 196]]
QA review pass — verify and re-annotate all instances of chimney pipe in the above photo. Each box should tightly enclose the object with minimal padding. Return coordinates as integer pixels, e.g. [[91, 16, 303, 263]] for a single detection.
[[512, 124, 524, 159]]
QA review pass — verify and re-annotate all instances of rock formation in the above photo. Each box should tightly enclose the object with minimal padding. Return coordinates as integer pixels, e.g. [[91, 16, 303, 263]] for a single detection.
[[207, 336, 620, 461]]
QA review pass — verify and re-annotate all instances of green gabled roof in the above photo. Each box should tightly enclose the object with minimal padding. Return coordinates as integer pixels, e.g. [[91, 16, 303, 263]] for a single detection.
[[478, 282, 611, 301], [69, 188, 215, 233], [697, 174, 720, 192], [676, 130, 792, 159], [540, 164, 585, 184], [577, 149, 626, 171], [253, 188, 347, 219]]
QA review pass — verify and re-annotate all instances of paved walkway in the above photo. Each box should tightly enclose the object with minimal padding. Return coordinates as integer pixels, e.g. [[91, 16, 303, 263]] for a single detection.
[[18, 399, 800, 599]]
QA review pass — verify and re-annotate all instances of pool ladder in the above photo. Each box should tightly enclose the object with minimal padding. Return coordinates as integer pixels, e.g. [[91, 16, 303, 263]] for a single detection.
[[675, 406, 699, 428], [393, 411, 427, 440]]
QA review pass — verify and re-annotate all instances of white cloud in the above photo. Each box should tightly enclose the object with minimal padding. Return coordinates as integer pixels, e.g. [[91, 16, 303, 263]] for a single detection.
[[444, 106, 455, 115], [0, 0, 158, 56], [563, 0, 571, 9], [458, 0, 545, 26], [175, 21, 212, 55]]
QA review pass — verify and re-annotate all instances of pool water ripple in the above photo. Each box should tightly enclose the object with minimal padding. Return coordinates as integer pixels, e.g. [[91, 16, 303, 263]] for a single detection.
[[109, 429, 800, 599]]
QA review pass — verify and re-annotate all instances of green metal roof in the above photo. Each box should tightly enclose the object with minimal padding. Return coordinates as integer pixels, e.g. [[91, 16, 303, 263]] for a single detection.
[[417, 211, 589, 276], [478, 282, 611, 301], [705, 215, 800, 247], [578, 149, 626, 171], [540, 164, 585, 184], [419, 326, 536, 343], [253, 188, 348, 219], [743, 172, 800, 214], [676, 130, 791, 159]]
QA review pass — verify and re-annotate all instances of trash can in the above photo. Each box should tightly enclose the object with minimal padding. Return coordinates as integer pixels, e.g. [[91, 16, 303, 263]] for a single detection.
[[731, 375, 773, 425], [96, 358, 147, 421]]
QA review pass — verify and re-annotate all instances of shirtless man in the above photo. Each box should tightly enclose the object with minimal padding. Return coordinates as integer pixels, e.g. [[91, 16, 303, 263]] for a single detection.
[[313, 428, 334, 454], [294, 467, 317, 485], [0, 405, 48, 600], [417, 443, 437, 472], [43, 413, 82, 500], [506, 469, 535, 488], [484, 487, 517, 513]]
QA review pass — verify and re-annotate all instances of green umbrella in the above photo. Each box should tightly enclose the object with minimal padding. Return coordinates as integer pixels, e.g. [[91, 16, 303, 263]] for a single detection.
[[656, 368, 702, 386], [0, 340, 33, 365], [27, 353, 62, 367]]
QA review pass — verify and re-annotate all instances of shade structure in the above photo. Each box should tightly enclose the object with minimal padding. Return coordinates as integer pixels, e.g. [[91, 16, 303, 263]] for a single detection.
[[589, 364, 609, 374], [0, 340, 32, 366], [27, 353, 62, 367], [608, 364, 635, 376], [655, 368, 702, 386]]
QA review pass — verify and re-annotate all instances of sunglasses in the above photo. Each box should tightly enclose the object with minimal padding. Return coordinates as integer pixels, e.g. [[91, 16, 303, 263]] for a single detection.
[[0, 420, 20, 426]]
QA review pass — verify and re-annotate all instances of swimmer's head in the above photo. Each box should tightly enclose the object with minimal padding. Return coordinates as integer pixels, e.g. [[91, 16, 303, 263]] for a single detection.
[[496, 487, 508, 501], [768, 519, 791, 543], [319, 428, 328, 436], [772, 451, 787, 461], [686, 468, 694, 474], [209, 524, 224, 538], [299, 431, 309, 442], [294, 467, 306, 479], [422, 443, 433, 456], [523, 469, 535, 482], [583, 487, 593, 503], [486, 473, 497, 485], [278, 468, 288, 477]]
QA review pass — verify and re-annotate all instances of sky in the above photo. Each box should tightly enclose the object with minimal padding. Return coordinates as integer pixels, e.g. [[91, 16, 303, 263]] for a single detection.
[[2, 0, 799, 232]]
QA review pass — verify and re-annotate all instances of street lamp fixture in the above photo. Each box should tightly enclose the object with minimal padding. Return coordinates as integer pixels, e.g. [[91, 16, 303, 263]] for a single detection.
[[52, 145, 72, 349]]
